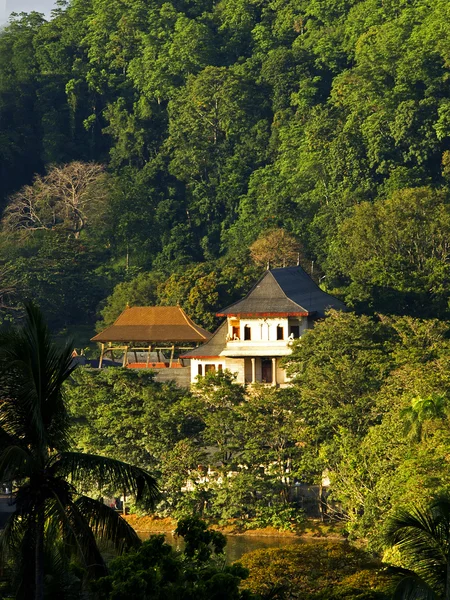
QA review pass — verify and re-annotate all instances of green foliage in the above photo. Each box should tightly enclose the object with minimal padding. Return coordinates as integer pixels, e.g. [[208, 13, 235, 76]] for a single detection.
[[93, 518, 252, 600], [284, 310, 450, 547], [2, 0, 450, 332], [384, 495, 450, 599], [240, 542, 394, 599], [0, 305, 158, 599], [327, 187, 450, 317]]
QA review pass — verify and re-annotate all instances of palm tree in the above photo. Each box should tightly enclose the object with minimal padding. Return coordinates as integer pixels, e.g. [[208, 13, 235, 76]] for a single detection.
[[0, 304, 159, 600], [385, 495, 450, 600], [401, 394, 449, 441]]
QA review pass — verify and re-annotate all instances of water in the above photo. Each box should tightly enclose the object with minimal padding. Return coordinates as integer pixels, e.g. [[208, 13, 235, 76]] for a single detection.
[[139, 531, 306, 563]]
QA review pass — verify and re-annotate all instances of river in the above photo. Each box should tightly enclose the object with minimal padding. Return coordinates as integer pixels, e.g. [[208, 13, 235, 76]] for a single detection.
[[139, 531, 309, 563]]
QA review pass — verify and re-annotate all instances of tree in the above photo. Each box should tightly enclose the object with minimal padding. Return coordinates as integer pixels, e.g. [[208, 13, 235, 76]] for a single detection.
[[327, 187, 450, 317], [249, 228, 302, 269], [96, 272, 163, 330], [94, 517, 252, 600], [0, 304, 159, 600], [385, 496, 450, 600], [3, 162, 109, 238], [240, 542, 393, 599]]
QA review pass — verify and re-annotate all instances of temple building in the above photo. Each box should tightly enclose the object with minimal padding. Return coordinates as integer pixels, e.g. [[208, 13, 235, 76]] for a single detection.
[[92, 306, 211, 370], [181, 266, 346, 386]]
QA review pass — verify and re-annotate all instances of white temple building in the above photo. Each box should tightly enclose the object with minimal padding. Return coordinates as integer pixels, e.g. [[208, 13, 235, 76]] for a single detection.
[[182, 266, 346, 386]]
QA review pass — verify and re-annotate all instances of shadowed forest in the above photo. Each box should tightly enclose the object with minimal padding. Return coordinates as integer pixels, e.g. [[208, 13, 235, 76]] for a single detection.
[[0, 1, 450, 598]]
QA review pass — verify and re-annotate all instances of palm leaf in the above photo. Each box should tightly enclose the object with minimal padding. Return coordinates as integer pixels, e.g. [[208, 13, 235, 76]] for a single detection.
[[0, 445, 33, 483], [0, 302, 76, 452], [44, 492, 107, 580], [74, 495, 141, 553], [385, 498, 450, 594], [51, 452, 159, 506], [393, 575, 438, 600]]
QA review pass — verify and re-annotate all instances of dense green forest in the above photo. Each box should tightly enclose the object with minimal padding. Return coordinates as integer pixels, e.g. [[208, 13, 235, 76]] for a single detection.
[[0, 0, 449, 334], [1, 1, 450, 597]]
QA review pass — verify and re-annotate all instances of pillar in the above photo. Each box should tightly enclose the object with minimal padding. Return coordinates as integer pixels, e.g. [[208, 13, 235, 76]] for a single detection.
[[99, 343, 105, 369], [251, 358, 256, 384], [272, 358, 277, 386]]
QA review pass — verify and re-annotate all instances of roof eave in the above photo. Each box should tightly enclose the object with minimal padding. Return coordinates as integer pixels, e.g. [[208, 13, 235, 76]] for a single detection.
[[215, 311, 313, 318]]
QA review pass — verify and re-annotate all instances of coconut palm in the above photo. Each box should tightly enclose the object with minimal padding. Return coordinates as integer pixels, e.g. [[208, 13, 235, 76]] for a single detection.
[[385, 495, 450, 600], [0, 303, 159, 600]]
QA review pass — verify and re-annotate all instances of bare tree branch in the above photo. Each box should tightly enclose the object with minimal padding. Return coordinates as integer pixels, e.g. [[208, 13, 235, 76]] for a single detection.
[[3, 162, 108, 238]]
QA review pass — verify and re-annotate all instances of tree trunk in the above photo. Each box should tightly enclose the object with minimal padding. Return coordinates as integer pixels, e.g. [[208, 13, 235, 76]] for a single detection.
[[446, 555, 450, 600], [35, 509, 45, 600]]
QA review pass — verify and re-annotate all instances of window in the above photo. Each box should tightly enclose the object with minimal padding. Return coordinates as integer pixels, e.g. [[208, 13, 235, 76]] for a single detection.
[[289, 325, 300, 339], [205, 364, 216, 373], [218, 364, 223, 371], [277, 325, 284, 340], [232, 325, 240, 340], [244, 325, 251, 340], [198, 364, 203, 376]]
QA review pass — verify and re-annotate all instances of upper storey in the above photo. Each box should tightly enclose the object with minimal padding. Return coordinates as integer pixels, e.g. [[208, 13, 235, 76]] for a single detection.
[[216, 266, 347, 319]]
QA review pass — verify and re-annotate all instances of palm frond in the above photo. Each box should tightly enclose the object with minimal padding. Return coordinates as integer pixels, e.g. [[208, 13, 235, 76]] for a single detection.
[[52, 452, 159, 507], [0, 302, 76, 452], [75, 495, 141, 553], [393, 575, 438, 600], [385, 499, 450, 593], [44, 492, 107, 580], [0, 445, 33, 482], [0, 511, 31, 561]]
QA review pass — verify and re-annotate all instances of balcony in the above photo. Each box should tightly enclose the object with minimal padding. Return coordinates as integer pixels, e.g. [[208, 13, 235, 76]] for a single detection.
[[221, 338, 293, 358]]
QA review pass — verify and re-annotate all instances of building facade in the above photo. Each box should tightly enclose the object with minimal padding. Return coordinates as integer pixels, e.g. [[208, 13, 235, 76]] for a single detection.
[[182, 266, 346, 386]]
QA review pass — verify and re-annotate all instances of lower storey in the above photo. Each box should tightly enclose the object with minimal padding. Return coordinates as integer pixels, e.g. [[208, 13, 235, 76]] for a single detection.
[[191, 357, 290, 387]]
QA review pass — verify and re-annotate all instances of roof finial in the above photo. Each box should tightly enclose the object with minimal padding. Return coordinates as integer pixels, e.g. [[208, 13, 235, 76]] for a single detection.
[[297, 252, 300, 266], [126, 302, 130, 309], [283, 257, 286, 268], [267, 260, 271, 271]]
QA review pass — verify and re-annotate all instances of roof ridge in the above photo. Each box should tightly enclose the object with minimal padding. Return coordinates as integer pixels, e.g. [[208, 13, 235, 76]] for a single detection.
[[179, 306, 209, 340], [269, 269, 310, 312], [113, 306, 130, 325], [215, 270, 268, 315], [216, 269, 308, 316]]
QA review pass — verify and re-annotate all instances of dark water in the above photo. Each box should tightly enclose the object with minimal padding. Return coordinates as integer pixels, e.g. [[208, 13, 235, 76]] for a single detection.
[[139, 531, 307, 563]]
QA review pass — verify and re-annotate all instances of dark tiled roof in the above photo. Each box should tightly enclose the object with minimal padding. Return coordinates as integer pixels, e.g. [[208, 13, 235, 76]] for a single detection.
[[92, 306, 211, 343], [217, 267, 346, 318], [180, 321, 227, 359]]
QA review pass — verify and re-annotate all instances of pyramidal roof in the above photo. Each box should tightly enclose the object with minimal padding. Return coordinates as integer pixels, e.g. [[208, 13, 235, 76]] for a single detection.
[[216, 266, 346, 318], [92, 306, 211, 343]]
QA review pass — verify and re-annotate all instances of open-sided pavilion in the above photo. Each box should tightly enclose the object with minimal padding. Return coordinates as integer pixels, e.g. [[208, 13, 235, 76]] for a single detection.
[[91, 306, 211, 369]]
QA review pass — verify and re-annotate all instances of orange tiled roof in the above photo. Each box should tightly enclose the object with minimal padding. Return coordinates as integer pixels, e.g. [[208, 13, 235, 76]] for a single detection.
[[91, 306, 211, 343]]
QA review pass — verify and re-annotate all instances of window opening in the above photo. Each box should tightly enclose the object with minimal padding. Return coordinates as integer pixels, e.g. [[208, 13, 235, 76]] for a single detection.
[[244, 325, 251, 340], [289, 325, 300, 339], [277, 325, 284, 340]]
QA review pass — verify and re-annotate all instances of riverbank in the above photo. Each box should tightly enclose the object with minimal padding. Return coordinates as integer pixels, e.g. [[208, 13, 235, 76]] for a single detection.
[[123, 514, 345, 539]]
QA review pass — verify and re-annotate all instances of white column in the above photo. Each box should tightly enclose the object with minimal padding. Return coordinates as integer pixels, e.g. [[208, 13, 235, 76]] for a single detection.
[[272, 358, 277, 386], [251, 358, 256, 384]]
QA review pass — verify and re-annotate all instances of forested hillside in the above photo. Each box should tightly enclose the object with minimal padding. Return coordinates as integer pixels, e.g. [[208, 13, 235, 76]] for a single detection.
[[0, 0, 449, 334]]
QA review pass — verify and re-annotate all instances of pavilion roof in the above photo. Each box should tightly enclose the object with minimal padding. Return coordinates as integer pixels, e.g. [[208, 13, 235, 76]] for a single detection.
[[216, 266, 346, 318], [91, 306, 211, 343]]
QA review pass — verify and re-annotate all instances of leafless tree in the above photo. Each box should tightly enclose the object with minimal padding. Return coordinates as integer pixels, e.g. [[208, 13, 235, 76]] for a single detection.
[[3, 162, 109, 238]]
